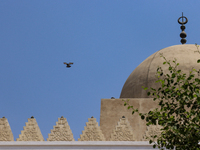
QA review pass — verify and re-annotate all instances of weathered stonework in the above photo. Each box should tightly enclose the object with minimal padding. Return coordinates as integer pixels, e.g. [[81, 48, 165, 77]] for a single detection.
[[120, 45, 200, 98], [47, 116, 74, 141], [143, 123, 162, 141], [100, 98, 158, 141], [16, 117, 44, 141], [78, 117, 105, 141], [110, 116, 135, 141], [0, 117, 14, 141]]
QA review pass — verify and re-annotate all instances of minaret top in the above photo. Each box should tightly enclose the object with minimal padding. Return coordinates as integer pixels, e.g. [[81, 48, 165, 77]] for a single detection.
[[178, 12, 188, 44]]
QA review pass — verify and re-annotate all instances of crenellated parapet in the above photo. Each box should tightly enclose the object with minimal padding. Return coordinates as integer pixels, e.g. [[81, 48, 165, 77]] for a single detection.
[[0, 116, 162, 141], [47, 116, 74, 141], [110, 116, 135, 141], [16, 116, 44, 141], [78, 117, 105, 141], [143, 122, 162, 141], [0, 117, 14, 141]]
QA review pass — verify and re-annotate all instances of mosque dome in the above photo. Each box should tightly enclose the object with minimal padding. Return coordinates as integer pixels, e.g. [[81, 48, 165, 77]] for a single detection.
[[120, 44, 200, 98]]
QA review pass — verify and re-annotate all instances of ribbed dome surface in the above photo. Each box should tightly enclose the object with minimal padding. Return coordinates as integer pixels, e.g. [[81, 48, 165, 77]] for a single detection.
[[120, 44, 200, 98]]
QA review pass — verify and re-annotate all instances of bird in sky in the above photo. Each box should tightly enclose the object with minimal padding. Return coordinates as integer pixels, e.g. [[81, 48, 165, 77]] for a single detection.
[[63, 62, 73, 68]]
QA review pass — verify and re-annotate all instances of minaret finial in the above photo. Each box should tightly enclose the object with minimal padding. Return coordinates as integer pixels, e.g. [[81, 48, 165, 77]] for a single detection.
[[178, 12, 188, 44]]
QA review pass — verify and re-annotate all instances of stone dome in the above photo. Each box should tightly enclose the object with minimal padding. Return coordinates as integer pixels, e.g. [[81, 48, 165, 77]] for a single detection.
[[120, 44, 200, 98]]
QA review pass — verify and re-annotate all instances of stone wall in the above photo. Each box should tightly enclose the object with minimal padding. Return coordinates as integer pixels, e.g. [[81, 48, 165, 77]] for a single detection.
[[100, 98, 159, 140]]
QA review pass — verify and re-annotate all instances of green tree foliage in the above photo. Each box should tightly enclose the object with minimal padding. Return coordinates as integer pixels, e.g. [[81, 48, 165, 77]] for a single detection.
[[124, 50, 200, 150]]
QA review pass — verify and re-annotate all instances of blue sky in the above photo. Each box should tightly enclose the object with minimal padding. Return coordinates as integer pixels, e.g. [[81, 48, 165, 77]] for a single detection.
[[0, 0, 200, 141]]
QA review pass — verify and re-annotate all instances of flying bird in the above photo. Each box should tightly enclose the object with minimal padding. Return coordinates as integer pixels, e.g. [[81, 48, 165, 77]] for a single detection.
[[63, 62, 73, 68]]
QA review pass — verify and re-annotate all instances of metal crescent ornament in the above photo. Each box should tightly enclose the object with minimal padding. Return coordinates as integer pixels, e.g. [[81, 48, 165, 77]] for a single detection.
[[178, 16, 188, 25]]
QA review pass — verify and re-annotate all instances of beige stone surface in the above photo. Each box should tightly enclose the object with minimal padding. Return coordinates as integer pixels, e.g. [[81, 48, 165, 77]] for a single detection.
[[0, 117, 14, 141], [143, 123, 162, 141], [100, 98, 158, 141], [78, 117, 105, 141], [16, 117, 44, 141], [47, 116, 74, 141], [120, 44, 200, 98], [110, 116, 135, 141]]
